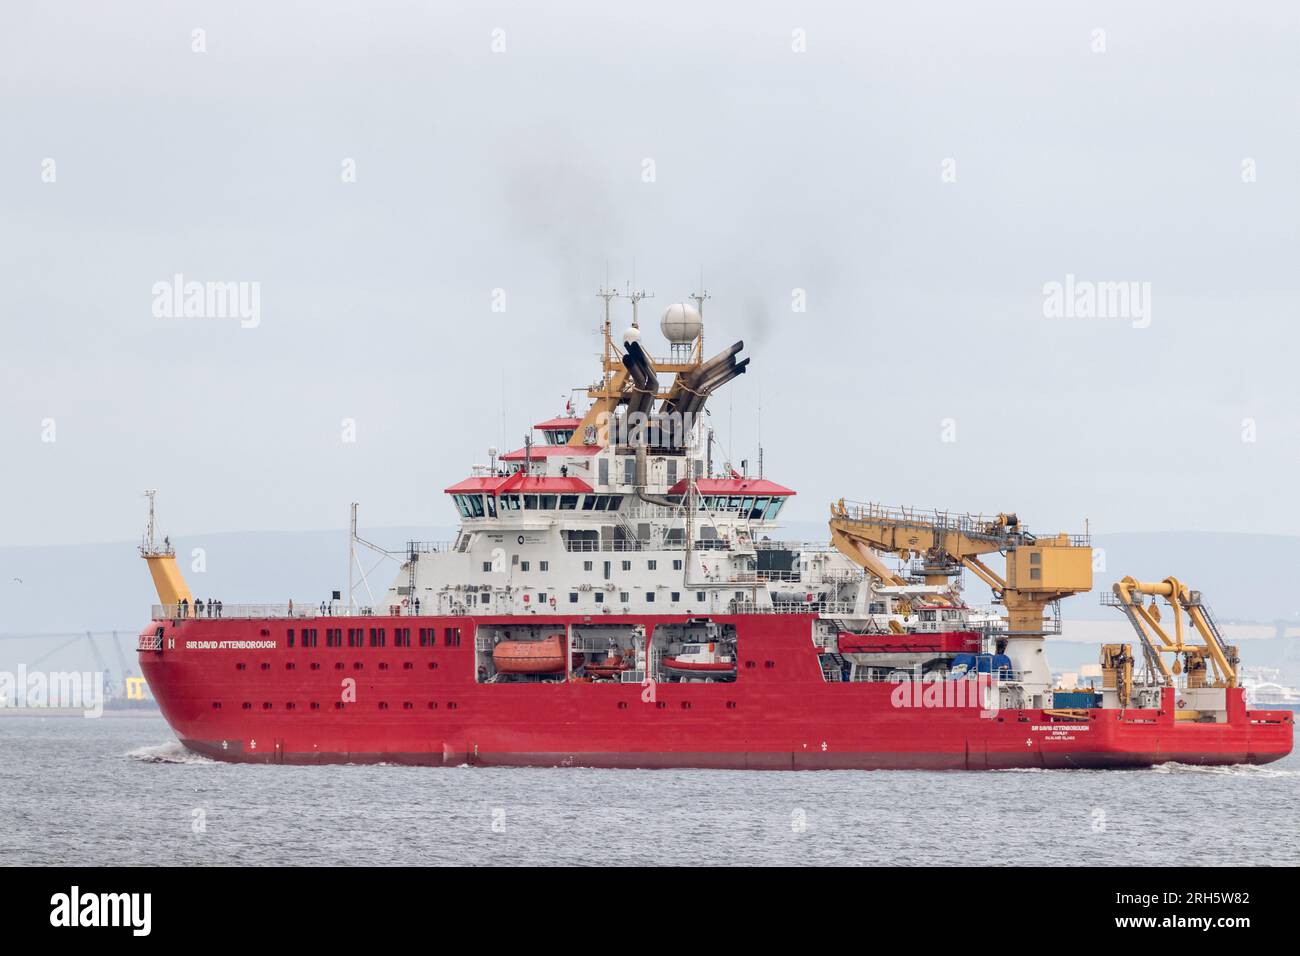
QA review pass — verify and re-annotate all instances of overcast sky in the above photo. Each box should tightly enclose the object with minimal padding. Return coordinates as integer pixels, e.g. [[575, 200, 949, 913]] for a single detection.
[[2, 1, 1298, 547]]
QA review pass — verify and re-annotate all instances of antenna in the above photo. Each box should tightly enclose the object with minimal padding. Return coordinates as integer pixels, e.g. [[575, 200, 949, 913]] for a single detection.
[[596, 285, 619, 383], [140, 489, 173, 556], [621, 283, 653, 329], [689, 274, 710, 318], [690, 268, 709, 359]]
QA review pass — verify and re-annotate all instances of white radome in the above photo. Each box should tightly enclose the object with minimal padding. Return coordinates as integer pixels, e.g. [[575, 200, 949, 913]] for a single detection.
[[622, 326, 641, 344], [660, 303, 703, 344]]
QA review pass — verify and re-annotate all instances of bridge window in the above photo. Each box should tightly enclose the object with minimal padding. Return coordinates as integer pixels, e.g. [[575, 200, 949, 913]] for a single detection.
[[486, 496, 497, 518], [524, 495, 538, 510], [540, 495, 557, 509], [559, 496, 578, 510]]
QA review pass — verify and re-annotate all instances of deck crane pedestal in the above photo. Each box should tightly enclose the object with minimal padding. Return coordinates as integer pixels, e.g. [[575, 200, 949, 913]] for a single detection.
[[828, 500, 1094, 702]]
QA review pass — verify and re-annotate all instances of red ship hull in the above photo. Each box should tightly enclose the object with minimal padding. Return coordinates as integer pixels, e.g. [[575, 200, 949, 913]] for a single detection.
[[139, 613, 1293, 769]]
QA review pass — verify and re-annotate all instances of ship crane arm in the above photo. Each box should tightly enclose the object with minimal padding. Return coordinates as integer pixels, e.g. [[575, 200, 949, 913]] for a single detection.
[[828, 499, 1093, 638], [1105, 576, 1237, 688]]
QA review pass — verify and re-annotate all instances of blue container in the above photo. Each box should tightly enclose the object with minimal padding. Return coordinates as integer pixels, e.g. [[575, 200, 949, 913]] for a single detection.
[[1053, 691, 1100, 708]]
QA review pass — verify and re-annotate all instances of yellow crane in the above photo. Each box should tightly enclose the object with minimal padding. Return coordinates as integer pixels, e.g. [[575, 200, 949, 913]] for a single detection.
[[828, 500, 1093, 637], [1103, 576, 1238, 689], [140, 490, 193, 610]]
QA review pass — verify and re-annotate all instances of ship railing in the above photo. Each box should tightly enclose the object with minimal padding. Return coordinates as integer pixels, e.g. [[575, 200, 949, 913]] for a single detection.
[[820, 568, 868, 582], [753, 540, 838, 552], [564, 540, 644, 553], [150, 603, 365, 620], [624, 503, 682, 520], [752, 570, 801, 583], [848, 668, 1029, 684], [751, 568, 862, 584], [406, 541, 453, 556], [563, 539, 735, 553], [837, 501, 1090, 548], [727, 600, 862, 616]]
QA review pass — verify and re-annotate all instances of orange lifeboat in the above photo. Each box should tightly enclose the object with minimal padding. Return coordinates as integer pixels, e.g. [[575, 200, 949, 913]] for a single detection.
[[586, 654, 631, 679], [493, 634, 567, 674]]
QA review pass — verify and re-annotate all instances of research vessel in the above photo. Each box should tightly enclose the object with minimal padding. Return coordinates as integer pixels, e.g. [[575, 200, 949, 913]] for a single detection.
[[137, 291, 1294, 768]]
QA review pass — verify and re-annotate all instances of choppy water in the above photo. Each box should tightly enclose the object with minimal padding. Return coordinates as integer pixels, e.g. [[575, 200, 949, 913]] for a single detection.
[[1, 715, 1296, 866]]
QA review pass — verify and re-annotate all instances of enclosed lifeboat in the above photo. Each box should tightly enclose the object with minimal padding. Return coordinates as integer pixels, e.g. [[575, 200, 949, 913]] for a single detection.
[[492, 634, 568, 674]]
